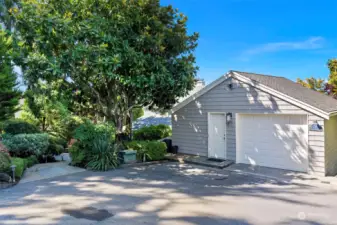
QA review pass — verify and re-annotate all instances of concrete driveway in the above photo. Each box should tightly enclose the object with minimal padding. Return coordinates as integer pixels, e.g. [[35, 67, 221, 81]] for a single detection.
[[1, 162, 337, 225]]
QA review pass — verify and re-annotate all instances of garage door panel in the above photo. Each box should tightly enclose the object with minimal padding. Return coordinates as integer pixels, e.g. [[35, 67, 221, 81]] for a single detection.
[[237, 114, 308, 172], [240, 152, 307, 169], [240, 149, 307, 160]]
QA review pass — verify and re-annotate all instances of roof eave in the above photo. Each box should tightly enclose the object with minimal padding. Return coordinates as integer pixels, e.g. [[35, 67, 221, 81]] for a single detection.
[[231, 71, 330, 120], [172, 70, 331, 120]]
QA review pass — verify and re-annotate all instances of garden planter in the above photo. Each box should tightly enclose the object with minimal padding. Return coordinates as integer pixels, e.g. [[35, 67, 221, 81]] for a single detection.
[[120, 150, 137, 164]]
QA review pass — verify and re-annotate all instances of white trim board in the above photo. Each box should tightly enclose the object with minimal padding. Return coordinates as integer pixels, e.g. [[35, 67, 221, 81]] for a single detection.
[[172, 71, 331, 119]]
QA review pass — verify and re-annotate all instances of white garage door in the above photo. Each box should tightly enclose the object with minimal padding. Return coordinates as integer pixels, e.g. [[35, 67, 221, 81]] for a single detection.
[[237, 114, 308, 172]]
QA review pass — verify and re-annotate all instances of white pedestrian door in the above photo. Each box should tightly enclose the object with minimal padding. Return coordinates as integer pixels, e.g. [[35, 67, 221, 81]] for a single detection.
[[208, 113, 226, 159]]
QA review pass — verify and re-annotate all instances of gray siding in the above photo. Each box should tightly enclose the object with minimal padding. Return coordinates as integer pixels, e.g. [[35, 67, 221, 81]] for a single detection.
[[325, 116, 337, 176], [172, 77, 326, 176], [308, 115, 325, 175]]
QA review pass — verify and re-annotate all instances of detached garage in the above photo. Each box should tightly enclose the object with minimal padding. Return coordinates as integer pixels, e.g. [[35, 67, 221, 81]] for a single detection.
[[172, 70, 337, 176]]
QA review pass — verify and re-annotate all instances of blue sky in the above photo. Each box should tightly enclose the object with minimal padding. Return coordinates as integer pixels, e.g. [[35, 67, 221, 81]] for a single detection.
[[162, 0, 337, 84]]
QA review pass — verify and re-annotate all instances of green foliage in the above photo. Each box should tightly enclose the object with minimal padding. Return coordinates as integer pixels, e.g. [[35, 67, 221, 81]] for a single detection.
[[62, 116, 84, 142], [133, 124, 172, 141], [125, 141, 166, 161], [86, 136, 120, 171], [328, 59, 337, 84], [0, 142, 9, 154], [70, 120, 116, 167], [47, 144, 65, 155], [0, 152, 11, 173], [49, 136, 67, 149], [47, 135, 67, 155], [132, 108, 144, 121], [21, 85, 73, 137], [74, 120, 115, 147], [3, 133, 49, 157], [296, 77, 325, 93], [0, 29, 21, 121], [24, 155, 38, 168], [3, 120, 40, 135], [13, 0, 198, 133], [0, 0, 17, 30], [69, 142, 86, 167], [11, 157, 26, 178], [297, 59, 337, 97]]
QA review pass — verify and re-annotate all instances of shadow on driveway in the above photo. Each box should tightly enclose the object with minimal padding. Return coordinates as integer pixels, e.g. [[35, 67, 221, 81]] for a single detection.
[[0, 162, 336, 225]]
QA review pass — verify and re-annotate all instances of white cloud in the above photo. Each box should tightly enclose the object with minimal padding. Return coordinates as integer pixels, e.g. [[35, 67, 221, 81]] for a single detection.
[[243, 36, 325, 56]]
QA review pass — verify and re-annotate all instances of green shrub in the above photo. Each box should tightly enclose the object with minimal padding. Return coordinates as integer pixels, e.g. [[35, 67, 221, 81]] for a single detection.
[[47, 136, 67, 155], [24, 155, 39, 168], [74, 120, 115, 147], [47, 144, 65, 155], [49, 136, 67, 148], [62, 116, 84, 142], [3, 120, 40, 135], [0, 152, 11, 173], [86, 136, 120, 171], [70, 120, 116, 168], [145, 141, 167, 161], [133, 124, 172, 141], [3, 133, 49, 157], [125, 141, 166, 161], [11, 157, 26, 178], [132, 107, 144, 121], [69, 142, 87, 167]]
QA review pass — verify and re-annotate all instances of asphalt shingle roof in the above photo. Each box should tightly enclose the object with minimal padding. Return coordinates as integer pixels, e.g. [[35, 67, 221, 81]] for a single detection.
[[231, 70, 337, 113]]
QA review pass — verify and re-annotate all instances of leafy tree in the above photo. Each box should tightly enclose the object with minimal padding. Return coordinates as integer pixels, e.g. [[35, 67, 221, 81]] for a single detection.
[[0, 0, 19, 31], [326, 59, 337, 98], [296, 77, 325, 93], [20, 80, 71, 137], [328, 59, 337, 83], [12, 0, 198, 136], [0, 29, 20, 121]]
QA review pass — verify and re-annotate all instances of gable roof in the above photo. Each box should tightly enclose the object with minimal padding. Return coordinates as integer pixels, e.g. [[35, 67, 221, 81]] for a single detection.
[[172, 70, 337, 119]]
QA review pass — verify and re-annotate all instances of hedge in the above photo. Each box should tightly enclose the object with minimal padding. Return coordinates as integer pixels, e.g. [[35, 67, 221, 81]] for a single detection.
[[133, 124, 172, 141], [125, 141, 167, 161], [4, 120, 40, 135], [3, 133, 49, 157], [11, 157, 26, 178], [24, 155, 39, 168]]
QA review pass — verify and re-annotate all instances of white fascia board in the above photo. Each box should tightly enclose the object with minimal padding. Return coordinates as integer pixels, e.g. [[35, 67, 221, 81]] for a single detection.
[[231, 71, 330, 120]]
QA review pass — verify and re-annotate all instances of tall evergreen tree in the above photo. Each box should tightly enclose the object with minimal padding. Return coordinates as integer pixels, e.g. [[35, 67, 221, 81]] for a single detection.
[[0, 29, 20, 121]]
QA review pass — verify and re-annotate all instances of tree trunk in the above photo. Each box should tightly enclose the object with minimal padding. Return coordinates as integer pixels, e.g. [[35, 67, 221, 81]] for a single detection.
[[42, 117, 46, 131], [108, 113, 125, 143], [129, 111, 133, 140]]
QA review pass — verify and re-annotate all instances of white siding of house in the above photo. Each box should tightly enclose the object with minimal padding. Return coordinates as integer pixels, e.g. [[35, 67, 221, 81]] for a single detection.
[[172, 77, 327, 176]]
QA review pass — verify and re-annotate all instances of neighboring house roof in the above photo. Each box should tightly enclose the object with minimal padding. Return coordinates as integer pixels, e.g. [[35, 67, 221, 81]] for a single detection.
[[133, 79, 206, 129], [172, 70, 337, 119]]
